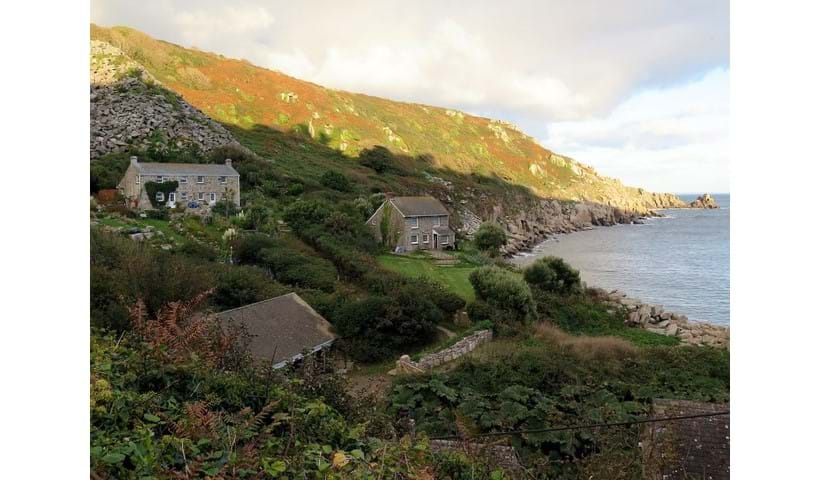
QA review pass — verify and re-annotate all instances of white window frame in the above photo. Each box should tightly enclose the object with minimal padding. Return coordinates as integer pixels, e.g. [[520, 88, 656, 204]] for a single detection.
[[409, 217, 419, 229], [423, 234, 430, 244], [410, 234, 419, 245], [156, 176, 164, 183], [218, 176, 227, 184], [179, 176, 188, 184], [180, 192, 188, 200], [135, 175, 140, 185], [197, 192, 205, 201], [434, 216, 441, 227], [155, 192, 164, 202], [441, 235, 450, 244], [197, 176, 205, 184]]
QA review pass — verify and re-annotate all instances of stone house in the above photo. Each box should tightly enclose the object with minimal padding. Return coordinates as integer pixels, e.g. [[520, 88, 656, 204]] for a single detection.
[[117, 156, 240, 210], [214, 292, 336, 369], [366, 196, 455, 252]]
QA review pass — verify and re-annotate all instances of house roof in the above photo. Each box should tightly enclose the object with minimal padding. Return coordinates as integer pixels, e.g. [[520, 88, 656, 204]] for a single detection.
[[134, 162, 239, 177], [215, 293, 336, 367], [389, 196, 450, 217], [643, 399, 729, 480], [433, 226, 455, 236]]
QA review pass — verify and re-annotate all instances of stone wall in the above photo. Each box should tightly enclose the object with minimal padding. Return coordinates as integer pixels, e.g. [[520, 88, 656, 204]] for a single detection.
[[430, 440, 522, 476], [390, 330, 493, 374], [594, 289, 729, 348]]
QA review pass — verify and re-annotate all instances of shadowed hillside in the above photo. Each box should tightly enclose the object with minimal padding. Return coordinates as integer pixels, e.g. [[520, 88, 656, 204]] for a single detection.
[[90, 24, 685, 212]]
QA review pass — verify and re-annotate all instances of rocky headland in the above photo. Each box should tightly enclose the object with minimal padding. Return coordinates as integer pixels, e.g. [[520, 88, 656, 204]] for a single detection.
[[688, 193, 720, 209]]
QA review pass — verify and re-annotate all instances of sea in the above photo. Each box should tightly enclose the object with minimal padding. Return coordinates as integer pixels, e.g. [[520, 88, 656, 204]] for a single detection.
[[511, 194, 730, 325]]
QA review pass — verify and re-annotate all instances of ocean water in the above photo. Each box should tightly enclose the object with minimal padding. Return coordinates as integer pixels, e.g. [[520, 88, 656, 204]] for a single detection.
[[511, 194, 730, 325]]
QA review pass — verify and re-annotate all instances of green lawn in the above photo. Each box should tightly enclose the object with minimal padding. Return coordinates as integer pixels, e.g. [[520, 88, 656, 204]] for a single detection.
[[377, 254, 476, 302]]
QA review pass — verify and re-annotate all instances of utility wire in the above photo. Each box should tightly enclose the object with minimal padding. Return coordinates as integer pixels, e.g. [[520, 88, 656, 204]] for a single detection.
[[429, 410, 729, 441]]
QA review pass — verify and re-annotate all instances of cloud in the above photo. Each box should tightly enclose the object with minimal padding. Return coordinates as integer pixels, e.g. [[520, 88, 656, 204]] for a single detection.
[[543, 68, 729, 192]]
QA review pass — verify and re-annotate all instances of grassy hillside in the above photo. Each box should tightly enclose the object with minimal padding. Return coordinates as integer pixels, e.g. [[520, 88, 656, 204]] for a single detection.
[[90, 24, 683, 210]]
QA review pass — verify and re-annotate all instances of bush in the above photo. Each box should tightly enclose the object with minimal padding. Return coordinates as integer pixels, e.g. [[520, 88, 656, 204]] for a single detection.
[[469, 266, 536, 325], [259, 247, 337, 292], [359, 146, 392, 173], [473, 222, 507, 256], [283, 199, 330, 231], [212, 199, 240, 217], [334, 293, 440, 362], [91, 154, 131, 193], [177, 240, 219, 261], [320, 170, 352, 192], [212, 265, 289, 310], [234, 233, 278, 265], [144, 208, 170, 220], [523, 256, 581, 295]]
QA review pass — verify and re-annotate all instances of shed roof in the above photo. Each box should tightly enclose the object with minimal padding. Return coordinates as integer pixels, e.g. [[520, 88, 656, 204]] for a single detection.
[[215, 293, 336, 367], [134, 162, 239, 177], [643, 399, 729, 480], [389, 196, 450, 217]]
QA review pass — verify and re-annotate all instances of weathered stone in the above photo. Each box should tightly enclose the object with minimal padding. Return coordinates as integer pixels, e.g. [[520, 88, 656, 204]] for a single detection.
[[665, 324, 679, 336]]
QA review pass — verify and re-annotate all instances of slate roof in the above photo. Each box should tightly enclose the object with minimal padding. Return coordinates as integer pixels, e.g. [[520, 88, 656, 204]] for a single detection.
[[134, 162, 239, 177], [215, 293, 336, 367], [642, 399, 729, 480], [389, 196, 450, 217], [432, 226, 455, 236]]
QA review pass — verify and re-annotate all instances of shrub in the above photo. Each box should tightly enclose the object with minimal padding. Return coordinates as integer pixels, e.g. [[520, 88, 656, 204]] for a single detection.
[[320, 170, 352, 191], [234, 233, 278, 265], [212, 199, 240, 217], [259, 247, 337, 292], [143, 180, 179, 209], [91, 154, 131, 193], [283, 199, 330, 231], [473, 223, 507, 256], [212, 265, 289, 310], [523, 256, 581, 295], [359, 146, 392, 173], [177, 240, 219, 262], [144, 208, 170, 220], [469, 266, 536, 325]]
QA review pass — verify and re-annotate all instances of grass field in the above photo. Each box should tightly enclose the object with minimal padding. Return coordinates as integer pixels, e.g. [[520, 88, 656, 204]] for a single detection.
[[377, 253, 477, 302]]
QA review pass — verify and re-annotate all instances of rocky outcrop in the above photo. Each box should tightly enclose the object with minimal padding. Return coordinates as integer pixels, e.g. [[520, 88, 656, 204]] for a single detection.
[[688, 193, 719, 209], [90, 40, 239, 160], [596, 289, 729, 348]]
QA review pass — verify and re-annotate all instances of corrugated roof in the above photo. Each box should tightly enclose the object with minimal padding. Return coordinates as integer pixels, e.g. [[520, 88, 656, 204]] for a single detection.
[[134, 162, 239, 176], [390, 196, 450, 217], [215, 293, 336, 367]]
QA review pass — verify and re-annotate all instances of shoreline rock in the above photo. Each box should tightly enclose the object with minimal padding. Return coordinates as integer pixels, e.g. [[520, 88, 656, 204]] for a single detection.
[[594, 288, 729, 348], [688, 193, 719, 209]]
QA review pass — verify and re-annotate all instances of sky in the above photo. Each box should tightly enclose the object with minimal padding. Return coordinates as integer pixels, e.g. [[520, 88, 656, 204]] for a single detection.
[[91, 0, 729, 193]]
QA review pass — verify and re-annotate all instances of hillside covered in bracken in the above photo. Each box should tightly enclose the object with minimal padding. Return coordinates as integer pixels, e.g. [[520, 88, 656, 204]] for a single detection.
[[90, 24, 684, 213]]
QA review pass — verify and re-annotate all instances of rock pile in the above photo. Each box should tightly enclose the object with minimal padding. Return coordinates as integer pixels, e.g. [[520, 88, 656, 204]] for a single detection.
[[688, 193, 719, 209], [596, 289, 729, 348], [90, 40, 240, 160]]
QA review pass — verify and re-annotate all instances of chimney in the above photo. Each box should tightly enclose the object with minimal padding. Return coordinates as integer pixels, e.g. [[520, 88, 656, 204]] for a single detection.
[[130, 156, 139, 166], [225, 158, 232, 167]]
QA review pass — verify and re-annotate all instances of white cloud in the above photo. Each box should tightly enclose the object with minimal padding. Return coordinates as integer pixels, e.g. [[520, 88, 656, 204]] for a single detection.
[[543, 68, 729, 192]]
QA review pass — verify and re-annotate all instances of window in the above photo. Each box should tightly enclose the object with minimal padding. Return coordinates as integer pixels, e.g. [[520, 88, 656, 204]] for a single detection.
[[209, 193, 216, 203], [410, 234, 419, 245], [441, 235, 450, 244], [197, 176, 205, 184], [423, 234, 430, 243], [135, 175, 140, 185], [180, 192, 188, 200], [197, 192, 205, 201], [155, 192, 164, 202], [218, 176, 227, 184], [156, 176, 164, 183], [434, 216, 441, 226], [179, 176, 188, 184], [409, 217, 419, 229]]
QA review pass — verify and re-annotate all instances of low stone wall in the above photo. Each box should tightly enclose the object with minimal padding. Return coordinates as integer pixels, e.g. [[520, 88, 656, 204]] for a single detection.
[[430, 440, 522, 475], [596, 289, 729, 348], [417, 330, 493, 369], [390, 330, 493, 375]]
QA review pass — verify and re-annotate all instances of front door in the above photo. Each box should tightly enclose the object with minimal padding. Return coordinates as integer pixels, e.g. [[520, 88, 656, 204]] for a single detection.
[[433, 233, 438, 249], [168, 192, 176, 205]]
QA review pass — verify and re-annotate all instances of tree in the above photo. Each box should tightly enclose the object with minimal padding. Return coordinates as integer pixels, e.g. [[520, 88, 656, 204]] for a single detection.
[[320, 170, 352, 191], [469, 266, 536, 325], [523, 256, 581, 295], [474, 222, 507, 256], [359, 146, 392, 173]]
